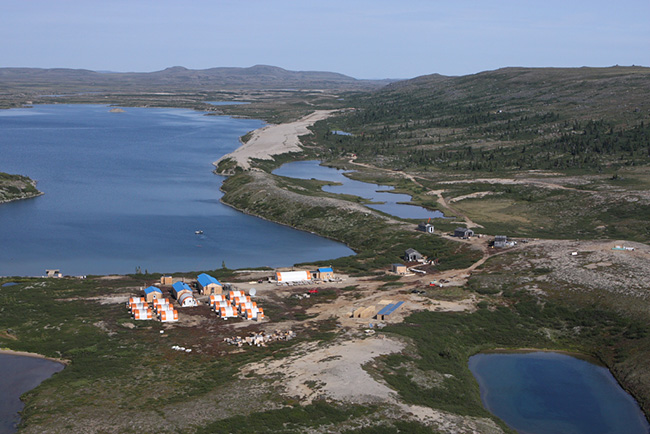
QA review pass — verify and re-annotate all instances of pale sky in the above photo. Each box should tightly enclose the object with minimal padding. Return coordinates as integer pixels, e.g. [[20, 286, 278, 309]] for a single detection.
[[2, 0, 648, 79]]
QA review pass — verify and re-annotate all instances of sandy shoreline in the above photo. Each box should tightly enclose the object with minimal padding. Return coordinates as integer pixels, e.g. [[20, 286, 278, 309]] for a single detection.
[[0, 348, 68, 365], [214, 109, 338, 171]]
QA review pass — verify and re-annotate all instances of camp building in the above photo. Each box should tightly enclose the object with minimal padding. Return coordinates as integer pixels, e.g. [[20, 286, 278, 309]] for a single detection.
[[454, 227, 474, 238], [143, 286, 163, 303], [172, 281, 193, 299], [404, 248, 423, 262], [197, 273, 223, 295], [276, 270, 312, 283], [316, 267, 334, 280], [391, 264, 408, 275], [493, 235, 508, 248]]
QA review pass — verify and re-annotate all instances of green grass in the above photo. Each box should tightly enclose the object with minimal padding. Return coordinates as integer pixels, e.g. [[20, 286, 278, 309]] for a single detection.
[[196, 401, 375, 434]]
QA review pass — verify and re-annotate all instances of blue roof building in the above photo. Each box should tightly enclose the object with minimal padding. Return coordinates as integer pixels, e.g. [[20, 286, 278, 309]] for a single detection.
[[316, 267, 335, 280], [143, 285, 163, 302], [172, 281, 192, 299], [196, 273, 223, 295]]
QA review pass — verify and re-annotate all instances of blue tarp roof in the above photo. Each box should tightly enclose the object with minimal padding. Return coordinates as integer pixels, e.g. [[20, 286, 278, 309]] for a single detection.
[[172, 281, 192, 293], [318, 267, 333, 273], [144, 286, 162, 294], [377, 301, 405, 317], [197, 273, 221, 287]]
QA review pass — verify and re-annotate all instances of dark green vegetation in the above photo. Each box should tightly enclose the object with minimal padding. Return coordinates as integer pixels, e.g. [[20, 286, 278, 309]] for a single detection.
[[0, 276, 387, 433], [291, 67, 650, 243], [0, 172, 42, 203], [309, 67, 650, 172], [196, 401, 374, 434], [3, 66, 650, 432], [220, 170, 481, 274]]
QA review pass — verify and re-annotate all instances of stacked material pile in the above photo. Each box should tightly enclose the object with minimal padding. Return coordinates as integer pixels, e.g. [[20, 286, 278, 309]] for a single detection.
[[223, 330, 296, 347]]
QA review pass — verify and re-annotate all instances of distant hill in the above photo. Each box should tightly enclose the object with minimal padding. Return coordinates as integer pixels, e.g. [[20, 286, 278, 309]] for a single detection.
[[313, 66, 650, 172], [0, 65, 391, 92], [378, 66, 650, 120]]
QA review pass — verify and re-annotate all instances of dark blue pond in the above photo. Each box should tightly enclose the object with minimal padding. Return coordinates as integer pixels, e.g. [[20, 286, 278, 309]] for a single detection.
[[469, 352, 650, 434], [0, 105, 353, 276], [272, 160, 443, 219], [0, 353, 64, 434]]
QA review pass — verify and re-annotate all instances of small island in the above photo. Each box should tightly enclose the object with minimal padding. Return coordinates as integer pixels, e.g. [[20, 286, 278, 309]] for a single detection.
[[0, 172, 42, 204]]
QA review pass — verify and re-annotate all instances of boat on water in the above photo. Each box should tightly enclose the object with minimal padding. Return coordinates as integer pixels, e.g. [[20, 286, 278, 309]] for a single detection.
[[195, 230, 203, 235]]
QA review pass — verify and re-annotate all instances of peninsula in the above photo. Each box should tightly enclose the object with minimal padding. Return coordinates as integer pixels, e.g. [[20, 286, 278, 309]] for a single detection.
[[0, 172, 42, 204]]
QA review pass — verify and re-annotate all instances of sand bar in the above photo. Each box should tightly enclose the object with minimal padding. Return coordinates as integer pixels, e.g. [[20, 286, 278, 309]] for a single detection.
[[214, 109, 338, 171]]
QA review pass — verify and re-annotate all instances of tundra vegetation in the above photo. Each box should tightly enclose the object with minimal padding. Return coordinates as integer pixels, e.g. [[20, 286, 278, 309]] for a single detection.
[[0, 172, 42, 203], [2, 66, 650, 432]]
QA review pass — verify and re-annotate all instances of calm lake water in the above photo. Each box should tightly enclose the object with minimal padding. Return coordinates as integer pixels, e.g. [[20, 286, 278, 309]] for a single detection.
[[469, 352, 650, 434], [0, 353, 64, 434], [272, 160, 444, 219], [0, 105, 354, 276]]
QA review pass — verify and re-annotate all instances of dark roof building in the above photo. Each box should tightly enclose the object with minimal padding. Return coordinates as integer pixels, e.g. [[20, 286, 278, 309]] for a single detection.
[[404, 248, 423, 262], [454, 227, 474, 238]]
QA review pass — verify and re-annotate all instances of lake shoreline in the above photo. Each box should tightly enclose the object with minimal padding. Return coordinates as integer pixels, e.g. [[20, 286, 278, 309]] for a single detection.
[[0, 348, 68, 365]]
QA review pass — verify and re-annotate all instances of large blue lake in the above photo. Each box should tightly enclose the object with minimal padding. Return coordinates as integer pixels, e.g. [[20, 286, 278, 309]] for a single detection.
[[273, 160, 443, 219], [469, 352, 650, 434], [0, 353, 64, 434], [0, 105, 354, 276]]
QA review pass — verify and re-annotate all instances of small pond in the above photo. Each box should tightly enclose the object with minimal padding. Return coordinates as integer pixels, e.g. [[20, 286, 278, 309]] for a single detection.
[[272, 160, 443, 220], [469, 351, 650, 434], [0, 353, 64, 434]]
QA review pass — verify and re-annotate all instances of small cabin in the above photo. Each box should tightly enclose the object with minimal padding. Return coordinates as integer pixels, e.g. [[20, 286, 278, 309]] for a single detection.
[[391, 264, 408, 275], [418, 222, 434, 234], [160, 275, 174, 285], [404, 248, 423, 262], [454, 227, 474, 238], [143, 286, 163, 303], [197, 273, 223, 295], [316, 267, 334, 280]]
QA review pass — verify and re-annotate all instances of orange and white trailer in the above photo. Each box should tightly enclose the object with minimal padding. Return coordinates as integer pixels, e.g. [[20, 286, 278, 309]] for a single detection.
[[218, 306, 237, 319], [232, 295, 251, 306], [211, 300, 230, 311], [153, 299, 171, 310], [128, 297, 146, 305], [242, 307, 264, 320], [209, 294, 226, 304], [129, 302, 147, 312], [227, 290, 244, 300], [237, 301, 257, 313], [159, 309, 179, 322], [132, 309, 153, 320], [256, 307, 265, 320]]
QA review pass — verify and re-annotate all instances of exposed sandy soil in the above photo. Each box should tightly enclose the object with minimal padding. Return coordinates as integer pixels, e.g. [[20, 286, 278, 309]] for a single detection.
[[241, 336, 502, 433], [214, 109, 338, 170]]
